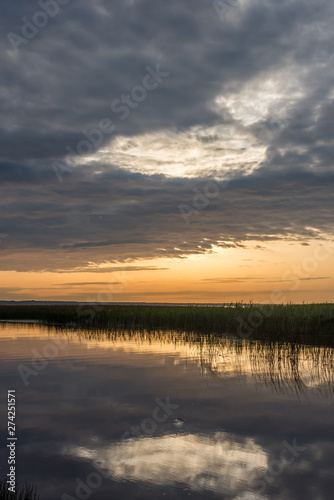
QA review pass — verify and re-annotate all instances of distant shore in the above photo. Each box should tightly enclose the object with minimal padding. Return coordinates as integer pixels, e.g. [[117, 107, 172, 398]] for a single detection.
[[0, 300, 276, 307]]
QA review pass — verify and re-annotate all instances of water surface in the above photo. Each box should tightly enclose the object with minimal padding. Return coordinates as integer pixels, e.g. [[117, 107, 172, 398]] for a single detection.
[[0, 323, 334, 499]]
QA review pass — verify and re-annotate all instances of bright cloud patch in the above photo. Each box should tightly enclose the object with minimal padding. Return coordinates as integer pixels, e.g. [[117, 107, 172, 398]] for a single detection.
[[105, 126, 266, 178], [67, 432, 268, 497], [82, 67, 308, 180]]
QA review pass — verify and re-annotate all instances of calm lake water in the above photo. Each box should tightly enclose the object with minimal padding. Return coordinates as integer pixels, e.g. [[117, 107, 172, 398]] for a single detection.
[[1, 323, 334, 499]]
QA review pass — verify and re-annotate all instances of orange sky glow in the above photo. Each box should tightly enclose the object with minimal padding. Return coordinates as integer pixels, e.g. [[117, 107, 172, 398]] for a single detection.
[[1, 240, 333, 303]]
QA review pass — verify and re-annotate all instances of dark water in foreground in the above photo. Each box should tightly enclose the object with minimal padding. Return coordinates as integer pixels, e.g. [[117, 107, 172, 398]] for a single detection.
[[1, 324, 334, 500]]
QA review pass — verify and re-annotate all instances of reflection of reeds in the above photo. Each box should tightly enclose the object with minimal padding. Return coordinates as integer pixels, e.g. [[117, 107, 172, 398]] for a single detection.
[[51, 326, 334, 398], [0, 478, 39, 500], [3, 320, 334, 397], [0, 303, 334, 341], [247, 341, 334, 398]]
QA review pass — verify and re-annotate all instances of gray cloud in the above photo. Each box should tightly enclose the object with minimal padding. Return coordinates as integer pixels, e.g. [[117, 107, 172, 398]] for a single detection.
[[203, 277, 331, 283], [57, 282, 123, 286], [52, 265, 170, 274], [1, 0, 334, 160], [1, 0, 334, 272], [0, 162, 333, 271]]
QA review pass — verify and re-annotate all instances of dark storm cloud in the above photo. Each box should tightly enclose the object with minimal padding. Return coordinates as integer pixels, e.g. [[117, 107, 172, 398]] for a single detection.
[[1, 0, 334, 271], [0, 162, 333, 271], [1, 0, 334, 161]]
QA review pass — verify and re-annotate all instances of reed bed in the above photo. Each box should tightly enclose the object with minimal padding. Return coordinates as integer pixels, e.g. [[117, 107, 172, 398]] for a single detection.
[[0, 478, 39, 500], [0, 303, 333, 342]]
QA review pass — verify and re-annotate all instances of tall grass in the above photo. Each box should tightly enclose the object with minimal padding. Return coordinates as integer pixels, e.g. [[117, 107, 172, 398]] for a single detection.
[[0, 478, 39, 500], [0, 303, 333, 342]]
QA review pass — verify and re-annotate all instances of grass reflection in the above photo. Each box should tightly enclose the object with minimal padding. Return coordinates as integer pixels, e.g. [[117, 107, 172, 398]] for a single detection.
[[52, 325, 334, 398], [0, 478, 39, 500]]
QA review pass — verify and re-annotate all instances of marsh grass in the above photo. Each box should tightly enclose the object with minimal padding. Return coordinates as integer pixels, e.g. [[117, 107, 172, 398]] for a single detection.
[[0, 303, 333, 342], [0, 478, 39, 500]]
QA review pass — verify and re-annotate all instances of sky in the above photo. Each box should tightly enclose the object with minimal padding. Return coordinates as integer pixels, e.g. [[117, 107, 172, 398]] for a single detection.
[[0, 0, 333, 303]]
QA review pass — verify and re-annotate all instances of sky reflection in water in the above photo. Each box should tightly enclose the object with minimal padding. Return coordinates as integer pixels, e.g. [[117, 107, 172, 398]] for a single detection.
[[0, 323, 333, 499]]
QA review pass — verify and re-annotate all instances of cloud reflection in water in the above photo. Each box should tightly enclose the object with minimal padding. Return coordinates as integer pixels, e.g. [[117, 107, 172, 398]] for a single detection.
[[67, 431, 268, 498]]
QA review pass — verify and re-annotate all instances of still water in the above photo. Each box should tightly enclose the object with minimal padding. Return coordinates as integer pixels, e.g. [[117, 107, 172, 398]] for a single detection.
[[1, 323, 334, 499]]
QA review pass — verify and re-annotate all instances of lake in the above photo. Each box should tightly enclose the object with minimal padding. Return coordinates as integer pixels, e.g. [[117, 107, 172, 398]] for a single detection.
[[0, 323, 334, 499]]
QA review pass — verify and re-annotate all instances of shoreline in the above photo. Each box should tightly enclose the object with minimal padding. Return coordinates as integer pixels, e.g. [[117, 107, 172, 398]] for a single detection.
[[0, 303, 333, 344]]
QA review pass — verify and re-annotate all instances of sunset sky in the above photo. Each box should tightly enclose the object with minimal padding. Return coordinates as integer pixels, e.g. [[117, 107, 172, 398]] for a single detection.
[[1, 0, 333, 303]]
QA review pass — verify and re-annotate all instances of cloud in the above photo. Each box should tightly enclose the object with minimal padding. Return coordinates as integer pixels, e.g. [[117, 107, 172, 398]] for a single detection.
[[0, 162, 333, 271], [57, 282, 123, 286], [2, 0, 334, 162], [203, 277, 331, 284], [54, 266, 170, 274], [67, 432, 268, 497], [1, 0, 334, 272]]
